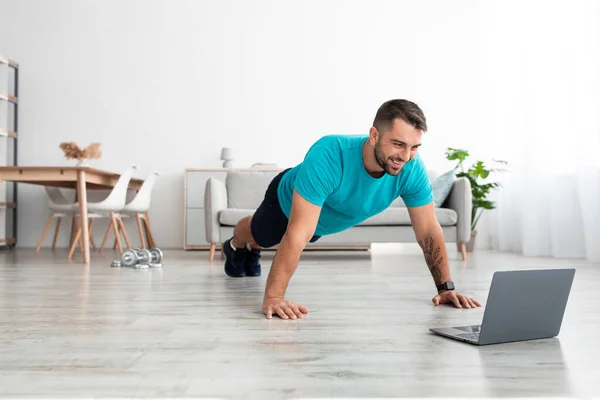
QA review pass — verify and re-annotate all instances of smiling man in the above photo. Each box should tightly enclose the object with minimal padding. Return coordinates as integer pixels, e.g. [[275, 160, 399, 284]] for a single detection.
[[222, 99, 481, 319]]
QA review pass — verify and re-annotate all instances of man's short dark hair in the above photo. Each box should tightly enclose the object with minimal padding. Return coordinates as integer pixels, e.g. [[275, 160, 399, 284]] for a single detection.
[[373, 99, 427, 133]]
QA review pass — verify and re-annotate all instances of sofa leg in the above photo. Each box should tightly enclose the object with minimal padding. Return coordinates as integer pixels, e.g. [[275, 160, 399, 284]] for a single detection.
[[460, 243, 467, 261], [209, 243, 216, 262]]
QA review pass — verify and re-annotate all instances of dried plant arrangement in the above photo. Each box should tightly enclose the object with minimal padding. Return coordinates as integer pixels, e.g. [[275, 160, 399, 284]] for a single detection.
[[59, 142, 102, 166]]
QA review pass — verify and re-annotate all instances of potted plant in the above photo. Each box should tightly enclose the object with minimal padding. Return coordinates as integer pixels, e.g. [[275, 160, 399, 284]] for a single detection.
[[445, 148, 508, 252]]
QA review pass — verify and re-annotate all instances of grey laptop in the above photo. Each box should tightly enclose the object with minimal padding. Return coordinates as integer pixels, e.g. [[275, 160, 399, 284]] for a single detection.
[[430, 268, 575, 345]]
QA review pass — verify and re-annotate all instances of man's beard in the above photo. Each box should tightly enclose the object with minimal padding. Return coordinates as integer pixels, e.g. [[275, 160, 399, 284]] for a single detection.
[[374, 141, 403, 176]]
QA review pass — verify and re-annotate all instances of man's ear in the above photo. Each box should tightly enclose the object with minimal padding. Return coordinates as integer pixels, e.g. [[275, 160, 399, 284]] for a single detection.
[[369, 127, 379, 145]]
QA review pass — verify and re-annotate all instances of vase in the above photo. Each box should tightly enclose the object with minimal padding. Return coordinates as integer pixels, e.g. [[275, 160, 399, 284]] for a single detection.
[[76, 159, 91, 167], [466, 230, 477, 252], [457, 230, 478, 253]]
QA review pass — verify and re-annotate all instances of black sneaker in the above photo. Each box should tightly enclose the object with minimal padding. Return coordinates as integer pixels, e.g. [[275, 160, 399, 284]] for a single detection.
[[244, 247, 262, 277], [223, 238, 248, 277]]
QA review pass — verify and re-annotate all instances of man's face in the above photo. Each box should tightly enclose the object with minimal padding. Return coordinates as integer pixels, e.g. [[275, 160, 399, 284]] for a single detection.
[[372, 118, 423, 176]]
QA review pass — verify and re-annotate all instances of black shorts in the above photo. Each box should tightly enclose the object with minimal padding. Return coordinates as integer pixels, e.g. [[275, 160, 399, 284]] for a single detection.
[[250, 168, 322, 248]]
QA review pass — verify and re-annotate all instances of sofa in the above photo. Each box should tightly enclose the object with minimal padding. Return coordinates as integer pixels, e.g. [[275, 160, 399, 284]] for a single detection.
[[204, 169, 472, 261]]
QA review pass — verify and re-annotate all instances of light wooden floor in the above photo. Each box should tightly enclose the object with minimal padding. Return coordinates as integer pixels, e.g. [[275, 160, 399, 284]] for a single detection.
[[0, 246, 598, 398]]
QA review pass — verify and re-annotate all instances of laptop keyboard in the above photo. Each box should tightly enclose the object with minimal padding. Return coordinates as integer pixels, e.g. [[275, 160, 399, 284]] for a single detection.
[[457, 332, 480, 341]]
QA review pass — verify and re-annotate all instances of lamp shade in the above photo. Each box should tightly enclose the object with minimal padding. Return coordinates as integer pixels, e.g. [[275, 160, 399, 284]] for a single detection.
[[220, 147, 234, 160]]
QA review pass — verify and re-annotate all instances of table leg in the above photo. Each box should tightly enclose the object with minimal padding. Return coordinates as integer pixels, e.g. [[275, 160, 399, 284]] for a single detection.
[[77, 170, 90, 264]]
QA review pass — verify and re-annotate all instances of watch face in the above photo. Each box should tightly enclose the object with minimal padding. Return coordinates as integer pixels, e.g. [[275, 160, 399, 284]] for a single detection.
[[446, 281, 455, 290]]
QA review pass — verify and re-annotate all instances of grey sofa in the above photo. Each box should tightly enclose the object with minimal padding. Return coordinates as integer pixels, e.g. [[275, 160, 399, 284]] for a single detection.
[[204, 169, 472, 261]]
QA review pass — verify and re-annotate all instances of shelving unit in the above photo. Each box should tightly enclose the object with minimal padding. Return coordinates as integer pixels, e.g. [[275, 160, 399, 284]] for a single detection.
[[0, 54, 18, 249]]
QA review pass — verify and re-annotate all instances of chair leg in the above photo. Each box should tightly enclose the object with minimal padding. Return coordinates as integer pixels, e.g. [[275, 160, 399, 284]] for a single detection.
[[71, 215, 84, 252], [112, 221, 120, 249], [69, 212, 77, 250], [460, 242, 467, 261], [143, 212, 157, 248], [36, 212, 55, 252], [100, 222, 113, 252], [110, 212, 123, 253], [75, 216, 84, 252], [88, 219, 97, 250], [209, 243, 216, 262], [52, 217, 62, 251], [69, 227, 82, 260], [117, 215, 132, 249], [136, 213, 147, 249]]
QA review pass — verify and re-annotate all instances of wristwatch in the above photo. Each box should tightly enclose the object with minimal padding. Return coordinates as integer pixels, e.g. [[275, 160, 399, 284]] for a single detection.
[[437, 281, 455, 292]]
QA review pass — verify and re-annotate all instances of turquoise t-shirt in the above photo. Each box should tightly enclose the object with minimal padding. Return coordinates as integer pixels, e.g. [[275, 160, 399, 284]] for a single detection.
[[277, 135, 433, 236]]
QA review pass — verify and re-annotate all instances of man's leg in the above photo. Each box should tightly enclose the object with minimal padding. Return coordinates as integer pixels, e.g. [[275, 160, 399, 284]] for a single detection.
[[223, 169, 290, 278], [225, 215, 263, 277], [231, 216, 261, 250]]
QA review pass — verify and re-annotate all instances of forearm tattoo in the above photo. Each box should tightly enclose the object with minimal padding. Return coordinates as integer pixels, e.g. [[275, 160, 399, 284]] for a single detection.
[[418, 237, 443, 284]]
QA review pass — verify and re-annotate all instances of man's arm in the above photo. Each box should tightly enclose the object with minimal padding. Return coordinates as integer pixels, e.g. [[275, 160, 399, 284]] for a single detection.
[[408, 201, 480, 309], [262, 189, 321, 319]]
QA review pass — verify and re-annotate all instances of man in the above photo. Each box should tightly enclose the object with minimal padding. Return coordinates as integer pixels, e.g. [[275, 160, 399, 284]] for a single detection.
[[223, 99, 481, 320]]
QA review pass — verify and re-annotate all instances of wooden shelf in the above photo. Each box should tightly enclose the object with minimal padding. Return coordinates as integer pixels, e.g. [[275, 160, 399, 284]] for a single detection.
[[0, 238, 16, 244], [0, 92, 17, 104], [0, 129, 17, 138], [0, 202, 17, 208], [0, 55, 18, 69]]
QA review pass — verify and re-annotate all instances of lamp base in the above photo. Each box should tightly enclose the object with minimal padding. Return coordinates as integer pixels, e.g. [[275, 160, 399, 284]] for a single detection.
[[222, 160, 233, 168]]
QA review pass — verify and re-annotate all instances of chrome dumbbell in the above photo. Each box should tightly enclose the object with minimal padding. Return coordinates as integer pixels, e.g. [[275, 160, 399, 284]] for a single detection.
[[130, 248, 162, 264], [132, 248, 162, 267], [121, 248, 152, 267], [149, 248, 163, 264]]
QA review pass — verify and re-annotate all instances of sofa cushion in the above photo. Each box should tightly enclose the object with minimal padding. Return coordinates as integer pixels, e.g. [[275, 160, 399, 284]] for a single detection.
[[226, 171, 280, 209], [432, 169, 456, 207], [219, 207, 458, 227], [357, 207, 458, 226], [390, 170, 444, 208], [219, 209, 256, 226]]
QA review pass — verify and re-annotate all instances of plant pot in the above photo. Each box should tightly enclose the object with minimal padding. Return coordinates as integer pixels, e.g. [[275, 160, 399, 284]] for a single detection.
[[457, 230, 478, 253], [466, 230, 477, 252]]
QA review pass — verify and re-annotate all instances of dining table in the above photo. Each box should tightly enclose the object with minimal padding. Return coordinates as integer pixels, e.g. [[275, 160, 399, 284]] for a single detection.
[[0, 166, 144, 264]]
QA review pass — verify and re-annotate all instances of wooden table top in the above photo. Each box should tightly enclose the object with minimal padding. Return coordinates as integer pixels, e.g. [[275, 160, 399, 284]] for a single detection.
[[0, 166, 145, 190]]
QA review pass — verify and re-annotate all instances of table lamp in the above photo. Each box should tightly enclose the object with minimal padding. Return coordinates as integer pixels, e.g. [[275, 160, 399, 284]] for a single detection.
[[220, 147, 234, 168]]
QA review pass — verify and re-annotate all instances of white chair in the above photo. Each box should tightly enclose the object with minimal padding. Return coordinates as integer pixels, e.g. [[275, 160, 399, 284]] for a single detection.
[[102, 171, 160, 250], [62, 165, 139, 259], [36, 186, 103, 252]]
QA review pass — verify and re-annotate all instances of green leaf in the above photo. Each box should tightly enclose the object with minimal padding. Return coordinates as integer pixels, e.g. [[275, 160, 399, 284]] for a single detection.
[[445, 148, 469, 161], [474, 199, 495, 210], [445, 148, 469, 171], [470, 161, 489, 179], [446, 148, 508, 229]]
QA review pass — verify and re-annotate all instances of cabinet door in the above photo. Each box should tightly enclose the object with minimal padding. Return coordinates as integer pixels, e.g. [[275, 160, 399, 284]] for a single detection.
[[186, 171, 227, 208], [186, 208, 207, 246]]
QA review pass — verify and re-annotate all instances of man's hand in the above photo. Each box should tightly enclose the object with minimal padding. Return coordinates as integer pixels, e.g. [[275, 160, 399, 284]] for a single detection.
[[262, 297, 309, 320], [261, 190, 321, 320], [433, 290, 481, 309]]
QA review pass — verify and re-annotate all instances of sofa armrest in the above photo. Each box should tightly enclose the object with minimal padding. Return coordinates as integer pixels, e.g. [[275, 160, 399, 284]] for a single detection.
[[443, 177, 472, 244], [204, 178, 228, 244]]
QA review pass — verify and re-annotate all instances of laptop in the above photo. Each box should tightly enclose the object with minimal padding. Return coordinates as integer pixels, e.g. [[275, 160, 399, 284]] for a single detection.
[[429, 268, 575, 345]]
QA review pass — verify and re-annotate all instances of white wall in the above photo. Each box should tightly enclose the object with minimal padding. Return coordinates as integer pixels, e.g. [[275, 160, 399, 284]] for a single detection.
[[0, 0, 598, 249]]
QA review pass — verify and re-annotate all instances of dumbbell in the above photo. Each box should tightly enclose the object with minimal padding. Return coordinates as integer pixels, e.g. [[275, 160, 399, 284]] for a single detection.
[[121, 248, 152, 267], [130, 248, 163, 264], [149, 248, 163, 264]]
